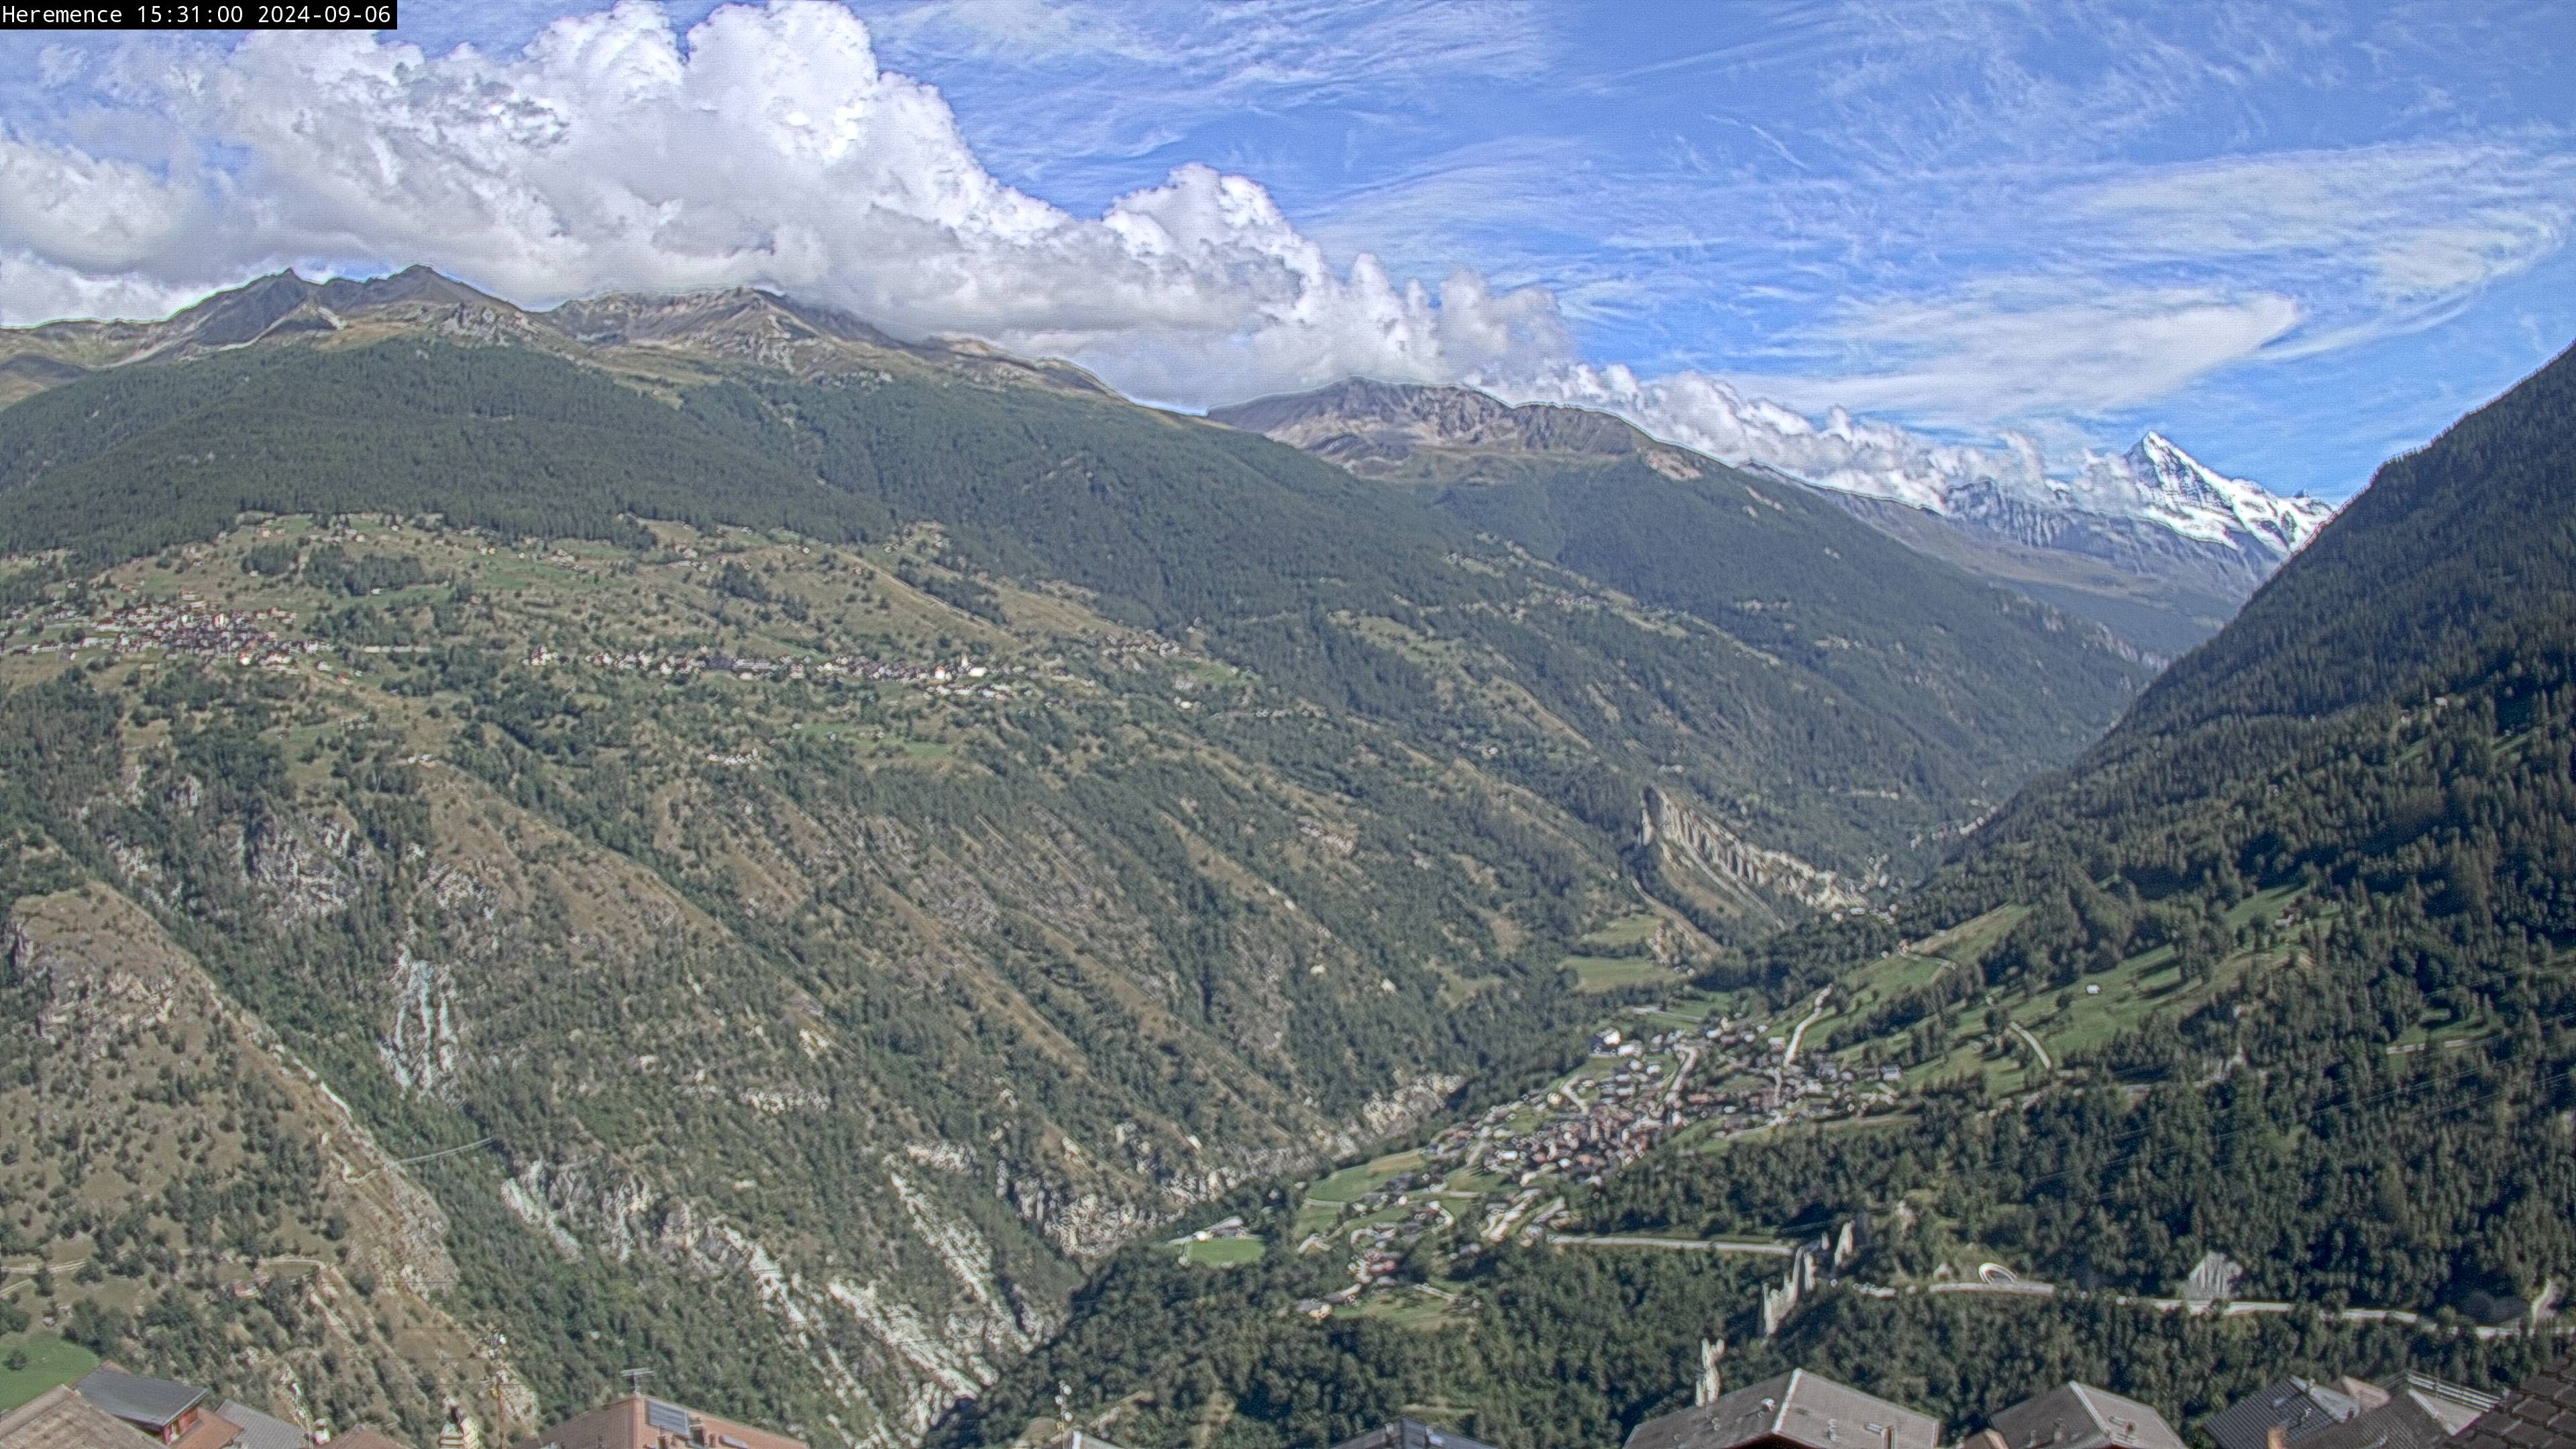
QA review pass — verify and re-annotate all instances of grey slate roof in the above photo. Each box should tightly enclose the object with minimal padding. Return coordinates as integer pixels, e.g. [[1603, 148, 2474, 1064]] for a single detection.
[[1985, 1383, 2185, 1449], [0, 1388, 163, 1449], [2449, 1351, 2576, 1449], [1625, 1369, 1941, 1449], [212, 1405, 304, 1449], [2203, 1379, 2367, 1449], [2394, 1374, 2498, 1437], [2296, 1394, 2449, 1449], [75, 1370, 208, 1431], [1328, 1422, 1498, 1449]]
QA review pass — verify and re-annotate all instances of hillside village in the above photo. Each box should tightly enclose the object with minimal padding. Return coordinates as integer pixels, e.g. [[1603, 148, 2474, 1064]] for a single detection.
[[0, 525, 1045, 704], [0, 579, 1050, 704], [4, 508, 2557, 1446], [1169, 916, 2567, 1352], [5, 1338, 2561, 1449]]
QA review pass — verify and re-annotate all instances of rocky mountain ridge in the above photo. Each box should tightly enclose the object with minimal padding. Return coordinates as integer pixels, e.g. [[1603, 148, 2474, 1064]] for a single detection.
[[1208, 378, 1696, 477], [0, 266, 1112, 407], [1211, 378, 2334, 655], [2121, 430, 2333, 554]]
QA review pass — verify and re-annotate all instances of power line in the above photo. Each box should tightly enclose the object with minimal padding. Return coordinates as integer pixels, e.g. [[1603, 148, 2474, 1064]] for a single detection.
[[346, 1135, 496, 1183]]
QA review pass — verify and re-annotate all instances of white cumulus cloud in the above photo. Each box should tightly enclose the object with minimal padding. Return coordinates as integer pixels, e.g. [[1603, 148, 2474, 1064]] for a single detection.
[[0, 0, 2501, 520], [0, 0, 1563, 407], [1489, 358, 2332, 552], [1492, 362, 2053, 512]]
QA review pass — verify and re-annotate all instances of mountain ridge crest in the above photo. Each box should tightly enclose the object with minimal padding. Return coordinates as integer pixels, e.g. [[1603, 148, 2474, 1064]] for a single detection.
[[0, 266, 1117, 399]]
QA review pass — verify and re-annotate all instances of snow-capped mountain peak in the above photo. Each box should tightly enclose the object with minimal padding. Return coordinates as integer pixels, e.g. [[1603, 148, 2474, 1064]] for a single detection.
[[2114, 431, 2336, 557], [1474, 365, 2338, 568], [2128, 431, 2237, 508]]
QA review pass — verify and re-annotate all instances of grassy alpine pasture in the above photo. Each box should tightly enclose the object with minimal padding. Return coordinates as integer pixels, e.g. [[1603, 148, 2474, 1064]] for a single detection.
[[1179, 1238, 1265, 1267], [0, 1332, 98, 1411]]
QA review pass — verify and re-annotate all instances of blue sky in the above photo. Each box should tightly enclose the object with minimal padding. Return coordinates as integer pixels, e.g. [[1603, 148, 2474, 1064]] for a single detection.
[[2, 0, 2571, 500]]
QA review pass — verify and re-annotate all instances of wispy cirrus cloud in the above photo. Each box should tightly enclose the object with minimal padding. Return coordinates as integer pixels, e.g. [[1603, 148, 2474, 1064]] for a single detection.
[[2077, 144, 2576, 322], [1300, 129, 2576, 431], [868, 0, 1155, 58], [851, 0, 1561, 183], [1797, 286, 2306, 422]]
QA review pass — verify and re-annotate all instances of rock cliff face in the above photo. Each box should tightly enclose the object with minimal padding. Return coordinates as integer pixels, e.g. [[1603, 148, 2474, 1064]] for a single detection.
[[1210, 379, 1699, 477], [0, 517, 1623, 1449], [1639, 788, 1870, 916], [0, 886, 502, 1442]]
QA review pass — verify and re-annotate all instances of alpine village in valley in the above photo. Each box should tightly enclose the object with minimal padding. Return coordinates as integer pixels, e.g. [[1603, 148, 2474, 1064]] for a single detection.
[[3, 8, 2574, 1449]]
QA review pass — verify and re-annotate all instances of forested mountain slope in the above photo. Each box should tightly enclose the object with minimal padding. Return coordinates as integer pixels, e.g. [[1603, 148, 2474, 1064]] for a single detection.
[[1, 879, 506, 1435], [2116, 340, 2576, 738], [1214, 380, 2322, 657], [0, 274, 2147, 1448], [0, 517, 1614, 1449], [1419, 453, 2136, 784], [0, 279, 2152, 885], [1212, 382, 2147, 768], [1209, 381, 2153, 874], [947, 345, 2576, 1449]]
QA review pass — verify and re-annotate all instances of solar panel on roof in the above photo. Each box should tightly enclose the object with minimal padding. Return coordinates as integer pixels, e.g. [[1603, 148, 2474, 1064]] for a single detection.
[[646, 1401, 692, 1436]]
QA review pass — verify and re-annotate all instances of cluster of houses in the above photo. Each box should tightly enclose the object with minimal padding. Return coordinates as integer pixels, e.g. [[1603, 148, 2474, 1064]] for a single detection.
[[1271, 1012, 1915, 1309], [1, 563, 1051, 707], [0, 1381, 808, 1449], [1426, 1018, 1898, 1204], [0, 1367, 405, 1449], [1053, 1346, 2572, 1449], [2, 598, 312, 668], [1601, 1352, 2541, 1449], [2, 591, 1037, 708], [519, 647, 1022, 699], [13, 1354, 2564, 1449], [1286, 1183, 1458, 1311]]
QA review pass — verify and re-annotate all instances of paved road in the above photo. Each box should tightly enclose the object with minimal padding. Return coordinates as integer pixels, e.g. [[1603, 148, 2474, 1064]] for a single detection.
[[1551, 1234, 1793, 1256], [1780, 988, 1833, 1069], [2008, 1022, 2054, 1073], [1664, 1044, 1701, 1110]]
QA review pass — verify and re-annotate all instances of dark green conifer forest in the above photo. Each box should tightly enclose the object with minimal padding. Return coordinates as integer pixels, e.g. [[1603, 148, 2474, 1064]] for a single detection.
[[941, 352, 2576, 1446]]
